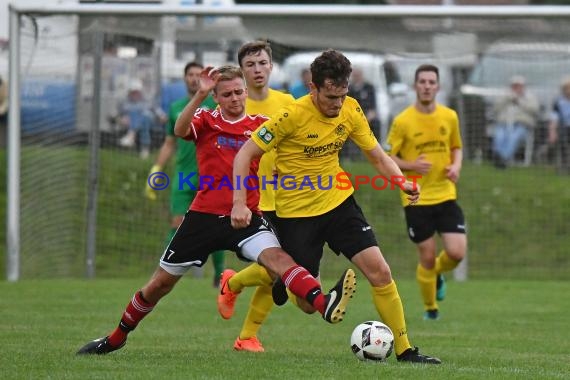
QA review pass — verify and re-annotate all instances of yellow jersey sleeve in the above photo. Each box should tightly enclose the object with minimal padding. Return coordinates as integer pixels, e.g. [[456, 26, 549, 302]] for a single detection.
[[251, 98, 299, 153], [449, 111, 463, 150], [349, 98, 379, 151]]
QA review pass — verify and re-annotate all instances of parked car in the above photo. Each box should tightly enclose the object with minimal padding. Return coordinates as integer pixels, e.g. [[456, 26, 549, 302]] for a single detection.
[[280, 51, 410, 141], [460, 41, 570, 161]]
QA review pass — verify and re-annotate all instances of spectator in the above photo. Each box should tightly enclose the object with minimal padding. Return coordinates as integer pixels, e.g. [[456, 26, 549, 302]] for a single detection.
[[117, 79, 167, 159], [349, 67, 380, 138], [288, 68, 311, 99], [343, 67, 379, 160], [492, 75, 540, 168], [548, 76, 570, 174]]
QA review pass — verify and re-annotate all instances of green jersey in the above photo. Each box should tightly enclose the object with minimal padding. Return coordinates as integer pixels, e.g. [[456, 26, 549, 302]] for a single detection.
[[166, 95, 217, 173]]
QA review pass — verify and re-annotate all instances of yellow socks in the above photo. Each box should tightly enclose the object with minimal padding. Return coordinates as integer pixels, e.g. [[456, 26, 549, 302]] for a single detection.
[[416, 264, 438, 311], [435, 250, 460, 274], [228, 263, 273, 293], [239, 285, 274, 339], [371, 280, 411, 356]]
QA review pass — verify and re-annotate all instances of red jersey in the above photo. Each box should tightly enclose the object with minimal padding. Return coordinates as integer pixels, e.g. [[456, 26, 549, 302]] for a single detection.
[[184, 108, 267, 215]]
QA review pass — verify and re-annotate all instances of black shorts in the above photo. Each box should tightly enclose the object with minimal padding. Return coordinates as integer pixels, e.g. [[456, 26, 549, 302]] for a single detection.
[[161, 210, 279, 275], [272, 195, 378, 276], [261, 210, 279, 233], [404, 200, 466, 243]]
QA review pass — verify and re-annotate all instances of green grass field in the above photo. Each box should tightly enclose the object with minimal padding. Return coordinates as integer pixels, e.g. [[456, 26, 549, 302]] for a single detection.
[[1, 278, 568, 379]]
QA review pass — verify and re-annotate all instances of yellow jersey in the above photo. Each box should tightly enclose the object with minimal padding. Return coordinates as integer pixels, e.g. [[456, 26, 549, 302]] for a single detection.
[[251, 95, 378, 218], [246, 89, 295, 211], [386, 104, 462, 206]]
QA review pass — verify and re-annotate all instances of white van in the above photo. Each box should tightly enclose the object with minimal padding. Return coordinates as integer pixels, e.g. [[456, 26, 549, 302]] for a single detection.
[[280, 51, 409, 140]]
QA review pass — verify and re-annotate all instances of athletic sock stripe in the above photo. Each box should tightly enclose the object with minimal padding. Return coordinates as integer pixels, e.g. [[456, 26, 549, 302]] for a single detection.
[[132, 295, 154, 313], [283, 267, 305, 288]]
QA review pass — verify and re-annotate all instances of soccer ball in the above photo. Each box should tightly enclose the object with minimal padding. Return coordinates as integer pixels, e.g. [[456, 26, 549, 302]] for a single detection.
[[350, 321, 394, 361]]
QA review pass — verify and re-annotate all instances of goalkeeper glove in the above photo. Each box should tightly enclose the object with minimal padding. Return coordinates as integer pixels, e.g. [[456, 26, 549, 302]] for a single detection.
[[145, 164, 162, 201]]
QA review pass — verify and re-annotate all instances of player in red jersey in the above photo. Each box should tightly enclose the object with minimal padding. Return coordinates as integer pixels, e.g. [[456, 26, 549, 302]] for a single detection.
[[76, 65, 356, 355]]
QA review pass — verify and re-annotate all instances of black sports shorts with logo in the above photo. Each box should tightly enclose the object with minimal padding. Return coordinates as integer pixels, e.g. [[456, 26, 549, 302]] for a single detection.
[[160, 210, 278, 276], [404, 200, 466, 243], [272, 195, 378, 276]]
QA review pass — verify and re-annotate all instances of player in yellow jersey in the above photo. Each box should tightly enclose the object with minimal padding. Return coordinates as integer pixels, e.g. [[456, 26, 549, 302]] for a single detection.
[[385, 64, 467, 321], [216, 41, 295, 352], [231, 50, 441, 364]]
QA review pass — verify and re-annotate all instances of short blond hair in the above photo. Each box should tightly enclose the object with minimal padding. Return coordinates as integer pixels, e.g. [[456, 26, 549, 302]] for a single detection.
[[213, 65, 244, 93]]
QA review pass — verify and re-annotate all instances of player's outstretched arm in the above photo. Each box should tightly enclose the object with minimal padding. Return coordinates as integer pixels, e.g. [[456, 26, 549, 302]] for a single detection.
[[174, 66, 218, 139], [363, 144, 420, 204], [364, 144, 406, 178]]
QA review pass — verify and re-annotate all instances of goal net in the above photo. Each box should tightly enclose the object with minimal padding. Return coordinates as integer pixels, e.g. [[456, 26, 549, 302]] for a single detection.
[[5, 3, 570, 281]]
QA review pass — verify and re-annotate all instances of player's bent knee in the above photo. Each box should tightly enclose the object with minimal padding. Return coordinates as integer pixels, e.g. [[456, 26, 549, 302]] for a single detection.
[[364, 266, 393, 287], [449, 251, 466, 261], [142, 282, 172, 303], [443, 248, 466, 262], [144, 269, 180, 300], [258, 247, 296, 276]]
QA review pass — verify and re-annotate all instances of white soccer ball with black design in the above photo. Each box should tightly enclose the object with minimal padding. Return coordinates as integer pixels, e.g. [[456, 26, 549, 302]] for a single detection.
[[350, 321, 394, 361]]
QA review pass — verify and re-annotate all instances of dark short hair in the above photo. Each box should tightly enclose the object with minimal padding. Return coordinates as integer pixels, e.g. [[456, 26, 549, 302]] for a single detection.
[[310, 49, 352, 90], [184, 61, 203, 76], [414, 64, 439, 83], [237, 40, 273, 67]]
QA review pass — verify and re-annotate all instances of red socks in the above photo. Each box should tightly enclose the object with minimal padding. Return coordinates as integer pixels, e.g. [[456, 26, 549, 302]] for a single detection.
[[108, 291, 155, 347], [282, 265, 326, 313], [106, 267, 325, 347]]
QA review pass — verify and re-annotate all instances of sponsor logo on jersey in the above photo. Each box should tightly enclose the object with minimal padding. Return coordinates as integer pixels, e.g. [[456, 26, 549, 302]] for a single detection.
[[257, 127, 274, 144], [216, 136, 246, 150], [303, 140, 344, 157], [335, 124, 346, 136]]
